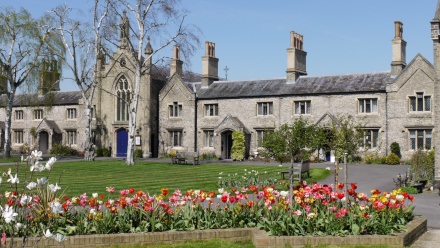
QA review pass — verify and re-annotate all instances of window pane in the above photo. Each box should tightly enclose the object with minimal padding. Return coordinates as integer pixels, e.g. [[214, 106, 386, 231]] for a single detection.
[[410, 97, 416, 111], [409, 130, 416, 150], [257, 131, 262, 147], [121, 91, 126, 121], [425, 96, 431, 111], [215, 105, 218, 116], [417, 93, 423, 111], [179, 105, 182, 116], [359, 100, 364, 113], [372, 130, 379, 148], [426, 130, 432, 150], [209, 131, 214, 146], [179, 131, 182, 146], [295, 102, 299, 114], [204, 131, 208, 147], [258, 103, 262, 115], [169, 132, 172, 146], [306, 101, 311, 114], [365, 100, 371, 113], [269, 103, 273, 115], [372, 99, 377, 112], [300, 102, 305, 114], [417, 130, 424, 150]]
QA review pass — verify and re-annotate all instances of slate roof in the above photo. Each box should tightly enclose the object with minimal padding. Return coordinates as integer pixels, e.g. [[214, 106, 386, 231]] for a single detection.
[[0, 91, 82, 107], [196, 72, 393, 99]]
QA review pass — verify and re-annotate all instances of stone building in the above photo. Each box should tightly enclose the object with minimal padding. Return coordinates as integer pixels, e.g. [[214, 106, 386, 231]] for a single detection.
[[2, 2, 440, 187]]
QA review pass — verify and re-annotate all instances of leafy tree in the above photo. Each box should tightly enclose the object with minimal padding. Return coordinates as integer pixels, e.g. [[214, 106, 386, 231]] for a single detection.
[[231, 131, 245, 161], [262, 117, 324, 165], [0, 7, 63, 158], [329, 115, 365, 163]]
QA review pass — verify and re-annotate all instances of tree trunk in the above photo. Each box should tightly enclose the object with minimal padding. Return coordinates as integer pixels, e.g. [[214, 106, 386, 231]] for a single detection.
[[84, 102, 95, 161], [125, 67, 141, 165], [4, 90, 15, 158]]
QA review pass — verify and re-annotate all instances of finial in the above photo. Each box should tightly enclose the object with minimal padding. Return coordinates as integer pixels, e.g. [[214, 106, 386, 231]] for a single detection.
[[147, 36, 150, 42], [123, 10, 127, 15]]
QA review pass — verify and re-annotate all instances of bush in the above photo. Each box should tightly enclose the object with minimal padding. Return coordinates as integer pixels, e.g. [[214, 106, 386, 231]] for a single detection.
[[50, 144, 78, 156], [365, 154, 379, 164], [390, 142, 401, 158], [134, 149, 143, 158], [410, 150, 434, 181], [386, 153, 400, 165], [379, 156, 387, 164], [102, 148, 110, 157], [231, 131, 245, 161], [400, 186, 418, 194], [96, 148, 104, 157]]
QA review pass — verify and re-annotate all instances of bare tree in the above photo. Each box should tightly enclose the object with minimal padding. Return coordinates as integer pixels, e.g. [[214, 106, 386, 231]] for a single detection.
[[45, 1, 111, 161], [0, 7, 61, 158], [105, 0, 199, 165]]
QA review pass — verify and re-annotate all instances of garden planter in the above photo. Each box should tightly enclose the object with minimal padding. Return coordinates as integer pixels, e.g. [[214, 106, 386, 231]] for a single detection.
[[411, 184, 424, 193]]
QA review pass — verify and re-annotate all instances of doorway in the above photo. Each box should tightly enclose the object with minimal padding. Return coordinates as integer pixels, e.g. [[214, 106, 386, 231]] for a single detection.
[[221, 131, 233, 159], [39, 131, 48, 153], [116, 129, 128, 157]]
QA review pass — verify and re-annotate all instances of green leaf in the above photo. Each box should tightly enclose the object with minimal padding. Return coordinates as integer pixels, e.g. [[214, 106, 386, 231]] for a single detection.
[[352, 224, 360, 235]]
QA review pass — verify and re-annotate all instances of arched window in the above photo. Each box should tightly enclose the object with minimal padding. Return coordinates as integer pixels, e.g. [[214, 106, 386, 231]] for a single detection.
[[116, 76, 130, 121]]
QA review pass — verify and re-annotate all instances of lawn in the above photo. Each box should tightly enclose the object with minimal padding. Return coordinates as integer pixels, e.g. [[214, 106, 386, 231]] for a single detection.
[[0, 160, 330, 198]]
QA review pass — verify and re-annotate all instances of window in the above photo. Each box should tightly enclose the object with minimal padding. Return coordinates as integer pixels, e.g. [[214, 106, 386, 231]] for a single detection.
[[15, 110, 23, 120], [204, 130, 214, 147], [34, 110, 43, 120], [358, 99, 378, 113], [169, 131, 182, 147], [294, 101, 311, 115], [205, 104, 218, 117], [66, 131, 77, 145], [409, 93, 431, 112], [409, 129, 432, 150], [14, 131, 23, 144], [169, 102, 182, 117], [257, 102, 273, 116], [360, 129, 379, 149], [256, 130, 273, 148], [116, 76, 130, 121], [67, 108, 77, 119]]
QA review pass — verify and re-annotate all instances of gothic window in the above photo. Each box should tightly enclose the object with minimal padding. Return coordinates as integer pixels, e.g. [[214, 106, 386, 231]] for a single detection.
[[116, 76, 130, 121]]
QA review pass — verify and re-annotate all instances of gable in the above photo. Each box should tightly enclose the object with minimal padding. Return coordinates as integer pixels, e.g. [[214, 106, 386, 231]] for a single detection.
[[159, 74, 195, 102]]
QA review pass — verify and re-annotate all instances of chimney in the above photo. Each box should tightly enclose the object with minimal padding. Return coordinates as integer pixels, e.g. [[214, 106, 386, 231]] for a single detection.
[[286, 31, 307, 82], [201, 41, 219, 87], [170, 45, 183, 78], [391, 21, 407, 76]]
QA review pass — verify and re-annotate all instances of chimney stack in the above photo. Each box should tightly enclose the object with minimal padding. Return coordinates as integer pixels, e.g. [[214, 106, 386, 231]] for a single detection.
[[286, 31, 307, 82], [391, 21, 407, 76], [170, 45, 183, 78], [201, 41, 219, 87]]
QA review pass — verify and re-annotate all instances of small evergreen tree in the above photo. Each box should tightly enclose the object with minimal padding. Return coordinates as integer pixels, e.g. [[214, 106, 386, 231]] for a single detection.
[[390, 142, 401, 158], [231, 131, 245, 161]]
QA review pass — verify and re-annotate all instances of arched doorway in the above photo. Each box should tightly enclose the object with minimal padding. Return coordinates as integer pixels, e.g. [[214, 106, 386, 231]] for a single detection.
[[116, 129, 128, 157], [221, 131, 233, 159], [39, 131, 49, 153]]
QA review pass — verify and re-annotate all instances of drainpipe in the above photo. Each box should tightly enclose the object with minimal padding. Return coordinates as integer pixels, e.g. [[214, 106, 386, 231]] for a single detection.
[[385, 93, 389, 156], [194, 95, 198, 152]]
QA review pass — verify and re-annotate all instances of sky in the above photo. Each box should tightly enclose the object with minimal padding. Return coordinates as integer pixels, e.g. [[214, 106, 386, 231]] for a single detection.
[[7, 0, 439, 91]]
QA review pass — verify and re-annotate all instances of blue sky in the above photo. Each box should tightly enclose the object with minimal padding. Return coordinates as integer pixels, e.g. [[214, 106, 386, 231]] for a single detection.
[[9, 0, 438, 91]]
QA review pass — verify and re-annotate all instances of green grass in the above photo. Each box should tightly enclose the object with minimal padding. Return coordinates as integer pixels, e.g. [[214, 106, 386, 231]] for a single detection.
[[0, 161, 330, 198], [106, 240, 404, 248]]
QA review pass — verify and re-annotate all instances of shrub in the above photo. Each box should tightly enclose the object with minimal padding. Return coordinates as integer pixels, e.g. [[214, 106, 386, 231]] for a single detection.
[[379, 156, 387, 164], [134, 149, 143, 158], [50, 144, 78, 156], [102, 148, 110, 157], [201, 152, 218, 160], [231, 131, 245, 161], [390, 142, 401, 158], [96, 148, 104, 157], [365, 154, 379, 164], [400, 186, 418, 194], [410, 150, 434, 181], [386, 153, 400, 165]]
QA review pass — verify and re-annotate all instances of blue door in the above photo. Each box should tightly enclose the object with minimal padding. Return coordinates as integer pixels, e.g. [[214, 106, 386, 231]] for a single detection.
[[117, 129, 128, 157]]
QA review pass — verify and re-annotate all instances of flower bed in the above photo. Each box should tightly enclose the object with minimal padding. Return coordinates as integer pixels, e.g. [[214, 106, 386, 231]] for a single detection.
[[0, 151, 416, 246]]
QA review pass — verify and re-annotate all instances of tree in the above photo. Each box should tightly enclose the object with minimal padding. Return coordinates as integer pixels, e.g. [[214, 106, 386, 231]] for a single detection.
[[0, 7, 61, 158], [329, 115, 365, 163], [261, 129, 288, 165], [262, 117, 324, 165], [231, 131, 245, 161], [45, 1, 111, 161], [106, 0, 199, 165]]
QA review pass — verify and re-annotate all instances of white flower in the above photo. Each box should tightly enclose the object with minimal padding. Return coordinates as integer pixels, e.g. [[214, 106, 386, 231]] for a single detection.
[[7, 174, 19, 184], [218, 177, 222, 179], [341, 197, 347, 202], [244, 169, 247, 171], [26, 182, 37, 190], [30, 161, 44, 172], [92, 193, 98, 198], [44, 229, 53, 238], [15, 222, 22, 229], [48, 183, 61, 194], [325, 167, 331, 170], [50, 201, 64, 214], [267, 188, 274, 193], [2, 206, 18, 223], [279, 164, 283, 167], [218, 188, 224, 194], [44, 157, 57, 171], [219, 172, 223, 175], [0, 176, 2, 184], [37, 177, 49, 186], [217, 195, 222, 199], [108, 199, 114, 205], [89, 208, 96, 215], [97, 200, 103, 205], [396, 194, 404, 202], [194, 190, 200, 195], [54, 234, 66, 242], [31, 150, 42, 161], [20, 195, 33, 206], [280, 191, 289, 197]]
